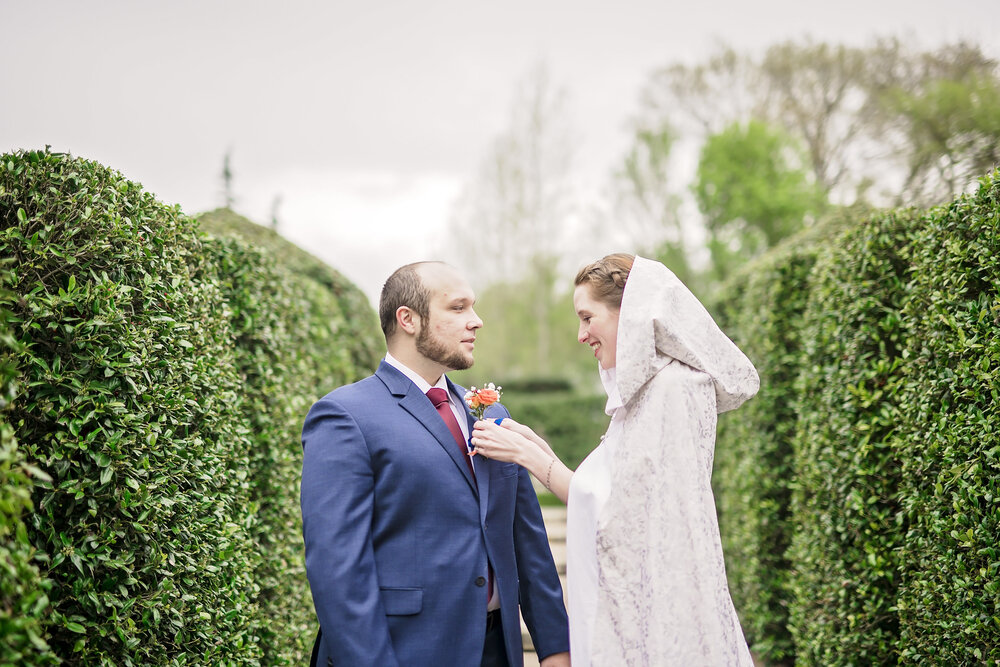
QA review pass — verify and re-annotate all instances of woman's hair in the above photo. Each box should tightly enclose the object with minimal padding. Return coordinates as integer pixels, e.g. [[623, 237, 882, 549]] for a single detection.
[[574, 253, 635, 310]]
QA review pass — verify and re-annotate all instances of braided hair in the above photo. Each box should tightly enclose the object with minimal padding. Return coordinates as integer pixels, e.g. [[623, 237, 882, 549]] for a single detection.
[[574, 253, 635, 310]]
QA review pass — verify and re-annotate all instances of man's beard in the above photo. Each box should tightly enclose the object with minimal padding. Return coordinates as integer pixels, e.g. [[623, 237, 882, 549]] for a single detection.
[[416, 322, 474, 371]]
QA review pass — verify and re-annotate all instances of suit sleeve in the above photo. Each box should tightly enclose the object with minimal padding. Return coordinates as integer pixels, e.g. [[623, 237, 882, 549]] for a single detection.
[[301, 396, 398, 666], [511, 443, 571, 659]]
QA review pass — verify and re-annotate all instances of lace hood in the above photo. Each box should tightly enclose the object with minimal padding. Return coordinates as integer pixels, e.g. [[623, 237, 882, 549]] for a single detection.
[[614, 256, 759, 413]]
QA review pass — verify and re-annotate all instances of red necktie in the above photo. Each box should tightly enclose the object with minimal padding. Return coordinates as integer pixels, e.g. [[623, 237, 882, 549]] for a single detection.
[[426, 387, 494, 604], [426, 387, 475, 479]]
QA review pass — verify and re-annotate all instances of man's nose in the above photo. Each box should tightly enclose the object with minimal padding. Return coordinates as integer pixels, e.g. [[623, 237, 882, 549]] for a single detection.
[[469, 309, 483, 329]]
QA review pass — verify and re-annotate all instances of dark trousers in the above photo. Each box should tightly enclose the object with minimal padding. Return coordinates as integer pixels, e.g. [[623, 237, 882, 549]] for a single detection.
[[481, 609, 509, 667], [309, 613, 510, 667]]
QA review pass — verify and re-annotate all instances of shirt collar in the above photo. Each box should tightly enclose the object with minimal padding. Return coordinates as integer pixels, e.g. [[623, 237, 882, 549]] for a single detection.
[[384, 352, 449, 395]]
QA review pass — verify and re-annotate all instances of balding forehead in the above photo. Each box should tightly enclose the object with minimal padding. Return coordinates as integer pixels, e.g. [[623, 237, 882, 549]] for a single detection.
[[417, 262, 462, 285]]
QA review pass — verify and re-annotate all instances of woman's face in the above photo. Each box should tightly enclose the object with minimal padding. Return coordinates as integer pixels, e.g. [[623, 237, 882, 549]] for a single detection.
[[573, 284, 620, 370]]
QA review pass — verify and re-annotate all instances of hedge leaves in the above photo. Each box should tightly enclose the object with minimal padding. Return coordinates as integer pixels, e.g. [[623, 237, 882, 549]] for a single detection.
[[0, 150, 380, 665]]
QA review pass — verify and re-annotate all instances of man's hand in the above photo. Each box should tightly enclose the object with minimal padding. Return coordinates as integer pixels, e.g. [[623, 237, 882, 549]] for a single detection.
[[540, 651, 570, 667]]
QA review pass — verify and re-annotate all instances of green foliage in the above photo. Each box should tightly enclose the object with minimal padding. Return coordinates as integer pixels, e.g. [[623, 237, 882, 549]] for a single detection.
[[712, 170, 1000, 664], [787, 207, 917, 665], [894, 172, 1000, 664], [0, 264, 57, 665], [198, 213, 379, 665], [0, 150, 382, 665], [711, 213, 850, 665], [694, 119, 828, 282], [884, 66, 1000, 204], [2, 149, 260, 664], [197, 207, 380, 382]]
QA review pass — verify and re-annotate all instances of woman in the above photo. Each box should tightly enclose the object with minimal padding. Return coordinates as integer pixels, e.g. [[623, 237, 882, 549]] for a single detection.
[[471, 254, 758, 666]]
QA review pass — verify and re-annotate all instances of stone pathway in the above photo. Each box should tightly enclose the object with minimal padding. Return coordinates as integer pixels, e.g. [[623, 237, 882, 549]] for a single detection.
[[521, 505, 567, 667]]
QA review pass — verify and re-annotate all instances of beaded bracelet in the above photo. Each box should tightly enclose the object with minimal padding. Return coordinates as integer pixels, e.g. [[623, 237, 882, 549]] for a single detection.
[[545, 458, 555, 491]]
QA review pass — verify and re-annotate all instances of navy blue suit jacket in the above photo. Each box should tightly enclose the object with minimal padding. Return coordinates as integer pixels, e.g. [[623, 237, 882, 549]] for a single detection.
[[301, 361, 569, 666]]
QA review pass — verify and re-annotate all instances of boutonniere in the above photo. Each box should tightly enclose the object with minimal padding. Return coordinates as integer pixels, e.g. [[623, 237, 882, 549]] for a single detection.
[[464, 382, 502, 420]]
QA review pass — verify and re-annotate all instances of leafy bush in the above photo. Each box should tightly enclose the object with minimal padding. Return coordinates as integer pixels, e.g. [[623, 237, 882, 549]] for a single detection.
[[0, 264, 56, 665], [198, 207, 380, 381], [198, 227, 378, 664], [0, 150, 382, 665], [894, 172, 1000, 664], [711, 215, 848, 666], [1, 149, 260, 664], [786, 207, 917, 665]]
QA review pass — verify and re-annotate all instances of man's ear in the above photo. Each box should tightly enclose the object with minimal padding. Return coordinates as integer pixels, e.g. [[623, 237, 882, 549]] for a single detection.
[[396, 306, 420, 335]]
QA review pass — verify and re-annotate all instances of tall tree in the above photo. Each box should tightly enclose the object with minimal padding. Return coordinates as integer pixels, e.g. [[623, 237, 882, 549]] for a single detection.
[[610, 122, 695, 284], [693, 119, 828, 282], [886, 69, 1000, 204], [631, 38, 1000, 207], [448, 63, 578, 380]]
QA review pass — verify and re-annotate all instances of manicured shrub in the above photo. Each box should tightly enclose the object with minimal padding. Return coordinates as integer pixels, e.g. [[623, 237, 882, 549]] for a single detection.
[[198, 207, 381, 383], [894, 171, 1000, 664], [0, 265, 57, 665], [785, 207, 918, 665], [711, 217, 842, 666], [1, 150, 261, 664]]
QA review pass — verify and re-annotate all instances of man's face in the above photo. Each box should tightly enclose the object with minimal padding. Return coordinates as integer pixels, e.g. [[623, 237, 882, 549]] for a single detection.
[[414, 264, 483, 371]]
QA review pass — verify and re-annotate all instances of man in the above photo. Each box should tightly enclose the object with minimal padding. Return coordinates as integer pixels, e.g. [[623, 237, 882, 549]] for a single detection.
[[301, 261, 570, 667]]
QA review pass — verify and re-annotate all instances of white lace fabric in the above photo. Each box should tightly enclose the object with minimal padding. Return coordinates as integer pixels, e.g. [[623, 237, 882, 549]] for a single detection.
[[589, 256, 759, 666]]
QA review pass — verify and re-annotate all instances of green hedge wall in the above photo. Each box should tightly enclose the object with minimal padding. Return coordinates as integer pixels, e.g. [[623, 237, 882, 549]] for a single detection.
[[787, 207, 917, 665], [0, 150, 381, 665], [712, 171, 1000, 664], [711, 213, 851, 666], [894, 174, 1000, 664], [0, 263, 56, 665]]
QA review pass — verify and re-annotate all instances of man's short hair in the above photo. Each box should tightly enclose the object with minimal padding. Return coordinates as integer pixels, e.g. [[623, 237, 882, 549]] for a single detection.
[[379, 262, 436, 340]]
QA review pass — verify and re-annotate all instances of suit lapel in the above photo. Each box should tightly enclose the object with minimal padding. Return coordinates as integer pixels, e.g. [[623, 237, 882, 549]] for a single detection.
[[377, 362, 478, 495]]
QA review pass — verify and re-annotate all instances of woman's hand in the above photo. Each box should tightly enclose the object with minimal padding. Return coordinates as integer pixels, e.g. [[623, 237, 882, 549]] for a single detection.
[[473, 418, 573, 504], [470, 419, 542, 466], [496, 418, 557, 459]]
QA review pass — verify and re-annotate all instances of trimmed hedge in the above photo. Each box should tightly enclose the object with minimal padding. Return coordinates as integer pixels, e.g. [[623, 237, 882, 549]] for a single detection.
[[711, 170, 1000, 664], [787, 207, 917, 665], [197, 207, 381, 381], [0, 150, 381, 665], [894, 174, 1000, 664], [0, 264, 55, 664], [198, 217, 378, 664], [711, 213, 851, 666]]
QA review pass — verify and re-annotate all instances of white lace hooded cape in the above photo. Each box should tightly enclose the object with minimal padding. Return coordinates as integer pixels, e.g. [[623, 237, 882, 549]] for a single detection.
[[591, 256, 759, 666]]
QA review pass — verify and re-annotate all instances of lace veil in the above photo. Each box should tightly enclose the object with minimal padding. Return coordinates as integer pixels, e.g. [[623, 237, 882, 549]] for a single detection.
[[591, 256, 758, 665]]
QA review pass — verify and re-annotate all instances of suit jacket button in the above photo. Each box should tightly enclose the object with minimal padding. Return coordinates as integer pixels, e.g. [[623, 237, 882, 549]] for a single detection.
[[475, 576, 486, 587]]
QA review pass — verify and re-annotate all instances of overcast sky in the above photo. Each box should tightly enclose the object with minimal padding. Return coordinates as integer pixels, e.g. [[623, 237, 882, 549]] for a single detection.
[[3, 0, 997, 302]]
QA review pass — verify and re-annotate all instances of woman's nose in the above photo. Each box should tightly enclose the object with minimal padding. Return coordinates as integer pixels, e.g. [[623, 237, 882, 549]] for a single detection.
[[578, 324, 588, 344]]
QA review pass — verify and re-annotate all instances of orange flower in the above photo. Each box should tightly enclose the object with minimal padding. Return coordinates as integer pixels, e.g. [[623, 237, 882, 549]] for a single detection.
[[476, 388, 500, 406], [464, 382, 503, 419]]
